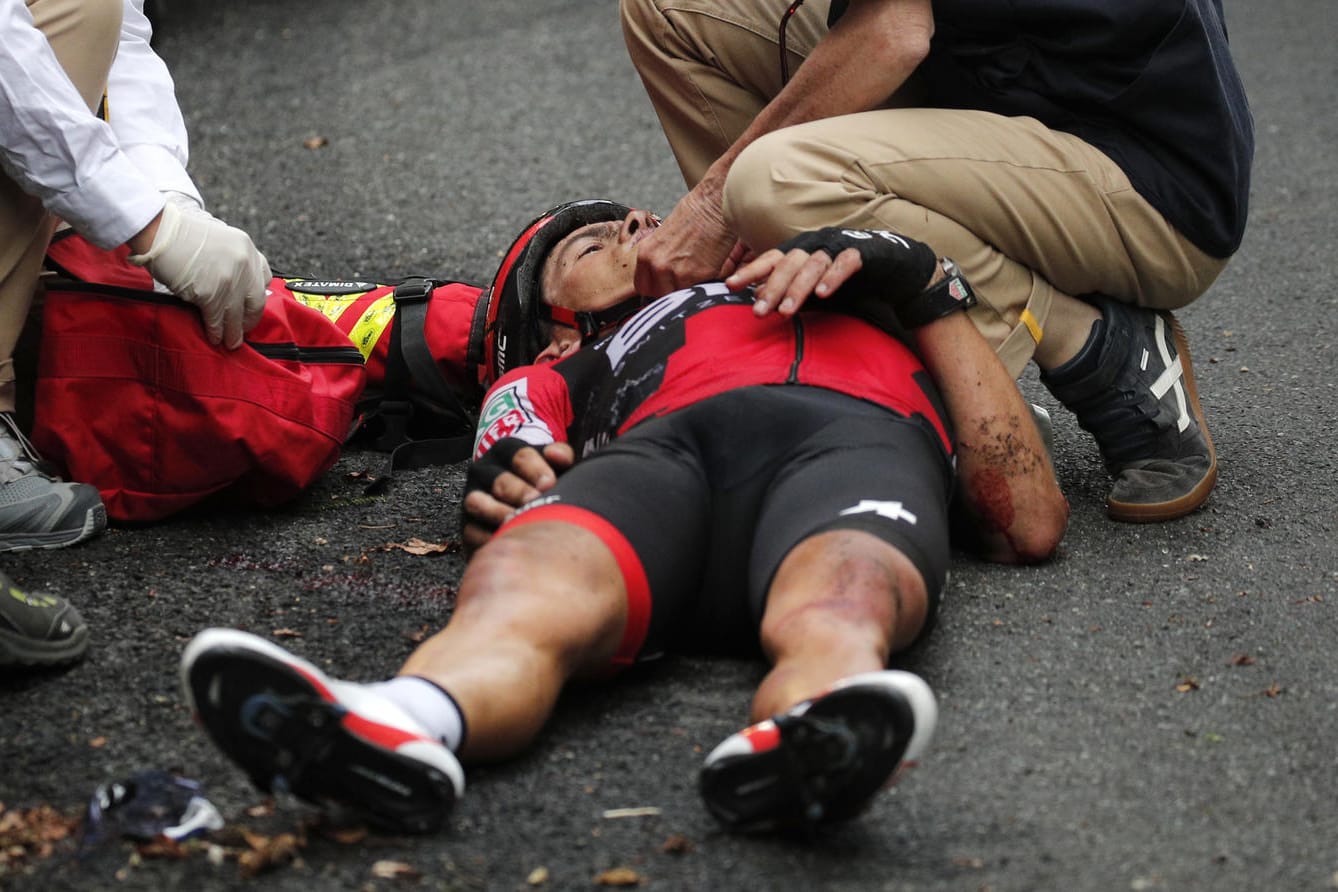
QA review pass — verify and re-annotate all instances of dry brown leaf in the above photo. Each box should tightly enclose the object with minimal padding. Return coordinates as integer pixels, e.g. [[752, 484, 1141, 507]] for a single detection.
[[388, 537, 451, 556], [272, 628, 302, 639], [237, 830, 303, 878], [661, 834, 693, 854], [0, 805, 80, 868], [595, 867, 643, 886], [371, 860, 420, 879], [303, 135, 329, 150], [245, 800, 275, 818], [88, 736, 108, 748], [39, 819, 72, 843], [1175, 677, 1200, 693], [527, 866, 550, 885], [323, 825, 369, 845], [1228, 654, 1256, 667], [136, 835, 190, 860], [240, 828, 269, 850], [1263, 684, 1284, 698]]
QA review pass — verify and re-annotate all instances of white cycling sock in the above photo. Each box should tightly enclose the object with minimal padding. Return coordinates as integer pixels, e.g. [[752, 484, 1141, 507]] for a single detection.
[[371, 675, 467, 752]]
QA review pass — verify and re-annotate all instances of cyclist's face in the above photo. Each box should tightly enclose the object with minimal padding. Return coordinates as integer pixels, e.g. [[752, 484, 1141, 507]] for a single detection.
[[540, 209, 658, 312]]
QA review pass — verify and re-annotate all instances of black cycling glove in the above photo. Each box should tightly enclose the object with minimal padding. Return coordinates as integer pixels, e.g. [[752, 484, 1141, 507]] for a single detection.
[[777, 227, 939, 305], [462, 436, 535, 532]]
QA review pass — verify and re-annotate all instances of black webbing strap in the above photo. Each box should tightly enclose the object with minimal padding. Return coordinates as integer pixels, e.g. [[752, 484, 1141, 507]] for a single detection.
[[366, 432, 475, 496], [392, 278, 475, 423], [364, 278, 479, 494], [369, 277, 473, 448], [368, 281, 418, 451]]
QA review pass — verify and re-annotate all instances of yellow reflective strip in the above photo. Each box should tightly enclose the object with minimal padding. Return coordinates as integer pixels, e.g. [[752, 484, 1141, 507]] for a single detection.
[[347, 295, 398, 360], [286, 283, 369, 326], [1020, 308, 1043, 344]]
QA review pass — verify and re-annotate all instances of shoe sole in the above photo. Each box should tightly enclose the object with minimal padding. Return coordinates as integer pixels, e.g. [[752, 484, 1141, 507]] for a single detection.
[[700, 672, 934, 832], [0, 624, 89, 667], [181, 631, 458, 834], [1107, 313, 1218, 523], [0, 503, 107, 553]]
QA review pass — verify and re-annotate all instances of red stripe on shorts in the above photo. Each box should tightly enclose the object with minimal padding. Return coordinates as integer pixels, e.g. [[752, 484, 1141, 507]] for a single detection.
[[502, 504, 651, 669]]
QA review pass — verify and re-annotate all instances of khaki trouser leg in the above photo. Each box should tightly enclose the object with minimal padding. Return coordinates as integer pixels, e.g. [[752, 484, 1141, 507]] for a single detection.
[[0, 0, 121, 412], [620, 0, 829, 186], [722, 109, 1227, 375]]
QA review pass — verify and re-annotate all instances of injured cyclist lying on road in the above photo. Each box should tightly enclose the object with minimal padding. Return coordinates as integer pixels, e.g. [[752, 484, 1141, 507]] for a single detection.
[[179, 200, 1069, 835]]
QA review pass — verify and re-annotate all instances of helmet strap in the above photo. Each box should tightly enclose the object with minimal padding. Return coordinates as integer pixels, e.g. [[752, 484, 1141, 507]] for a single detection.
[[546, 296, 652, 343]]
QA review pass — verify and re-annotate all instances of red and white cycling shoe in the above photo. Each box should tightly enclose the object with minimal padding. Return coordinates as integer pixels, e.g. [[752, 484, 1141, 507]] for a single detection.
[[700, 669, 936, 832], [180, 628, 463, 834]]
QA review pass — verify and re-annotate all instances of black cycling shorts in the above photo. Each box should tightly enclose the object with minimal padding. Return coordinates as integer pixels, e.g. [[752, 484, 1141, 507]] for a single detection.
[[500, 385, 954, 664]]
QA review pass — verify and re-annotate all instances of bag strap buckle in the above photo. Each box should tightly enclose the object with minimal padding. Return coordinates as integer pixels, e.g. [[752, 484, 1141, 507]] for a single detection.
[[392, 277, 434, 305]]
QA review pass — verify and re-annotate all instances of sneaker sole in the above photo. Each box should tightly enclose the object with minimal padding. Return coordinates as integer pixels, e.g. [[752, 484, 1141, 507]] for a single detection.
[[1107, 313, 1218, 523], [0, 503, 107, 553], [182, 631, 458, 834], [0, 624, 89, 667]]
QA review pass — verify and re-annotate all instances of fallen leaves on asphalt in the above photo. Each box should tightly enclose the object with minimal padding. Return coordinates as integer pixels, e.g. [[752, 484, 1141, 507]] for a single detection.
[[595, 866, 644, 886], [0, 803, 79, 872], [383, 537, 456, 556], [371, 860, 420, 879], [244, 800, 275, 818], [237, 828, 304, 878], [135, 836, 190, 860]]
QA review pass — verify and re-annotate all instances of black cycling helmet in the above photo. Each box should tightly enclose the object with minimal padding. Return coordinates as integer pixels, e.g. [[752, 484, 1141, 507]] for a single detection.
[[472, 198, 633, 389]]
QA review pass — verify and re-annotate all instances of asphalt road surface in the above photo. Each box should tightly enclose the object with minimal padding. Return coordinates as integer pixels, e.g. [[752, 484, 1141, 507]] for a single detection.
[[3, 1, 1336, 890]]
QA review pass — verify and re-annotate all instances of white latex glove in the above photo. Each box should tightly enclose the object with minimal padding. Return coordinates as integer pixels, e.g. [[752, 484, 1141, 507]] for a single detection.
[[128, 196, 271, 348]]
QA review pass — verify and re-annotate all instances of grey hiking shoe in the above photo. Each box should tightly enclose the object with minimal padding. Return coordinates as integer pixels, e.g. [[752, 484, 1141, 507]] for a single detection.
[[0, 413, 106, 551], [1041, 297, 1215, 523], [0, 571, 88, 667]]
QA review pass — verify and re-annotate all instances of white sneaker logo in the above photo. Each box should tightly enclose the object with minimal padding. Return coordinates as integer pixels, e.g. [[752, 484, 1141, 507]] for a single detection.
[[1149, 316, 1191, 433], [839, 500, 918, 525]]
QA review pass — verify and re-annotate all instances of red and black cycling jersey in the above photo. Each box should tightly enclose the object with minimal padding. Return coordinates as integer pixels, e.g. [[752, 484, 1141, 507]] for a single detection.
[[473, 282, 953, 462]]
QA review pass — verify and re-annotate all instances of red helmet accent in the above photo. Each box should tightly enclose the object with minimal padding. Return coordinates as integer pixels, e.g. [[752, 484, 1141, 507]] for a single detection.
[[475, 199, 632, 389]]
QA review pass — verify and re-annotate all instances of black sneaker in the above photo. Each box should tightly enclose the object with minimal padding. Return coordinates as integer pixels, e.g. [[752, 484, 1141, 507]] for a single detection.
[[0, 413, 106, 551], [0, 570, 88, 667], [1041, 298, 1216, 523], [180, 629, 464, 834], [699, 670, 936, 833]]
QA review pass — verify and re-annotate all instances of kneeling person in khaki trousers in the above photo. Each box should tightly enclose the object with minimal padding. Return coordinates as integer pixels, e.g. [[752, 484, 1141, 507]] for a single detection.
[[620, 0, 1254, 523]]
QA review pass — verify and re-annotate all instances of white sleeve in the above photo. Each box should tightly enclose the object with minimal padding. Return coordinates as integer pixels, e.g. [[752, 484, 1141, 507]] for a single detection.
[[107, 0, 203, 206], [0, 0, 163, 248]]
